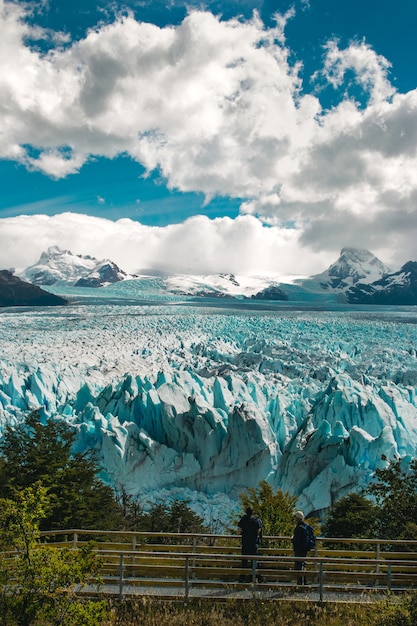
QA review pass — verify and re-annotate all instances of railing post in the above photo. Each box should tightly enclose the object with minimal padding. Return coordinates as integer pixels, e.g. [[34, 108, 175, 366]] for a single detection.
[[387, 563, 392, 592], [319, 560, 324, 604], [184, 556, 190, 603], [119, 554, 124, 600], [313, 541, 319, 583], [192, 536, 197, 574], [73, 532, 78, 549]]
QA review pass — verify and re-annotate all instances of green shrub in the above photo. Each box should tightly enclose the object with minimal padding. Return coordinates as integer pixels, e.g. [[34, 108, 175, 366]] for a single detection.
[[377, 594, 417, 626]]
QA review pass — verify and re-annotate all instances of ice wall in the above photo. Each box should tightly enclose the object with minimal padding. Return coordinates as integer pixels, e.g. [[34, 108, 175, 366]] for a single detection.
[[1, 304, 416, 520]]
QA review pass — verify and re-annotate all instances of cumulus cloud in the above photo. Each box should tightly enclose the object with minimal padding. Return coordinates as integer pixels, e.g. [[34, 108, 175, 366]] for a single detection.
[[0, 212, 336, 276], [0, 1, 416, 267], [318, 39, 395, 105]]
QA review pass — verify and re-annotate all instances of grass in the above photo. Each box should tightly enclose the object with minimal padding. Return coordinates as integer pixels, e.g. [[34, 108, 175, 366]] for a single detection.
[[101, 597, 380, 626]]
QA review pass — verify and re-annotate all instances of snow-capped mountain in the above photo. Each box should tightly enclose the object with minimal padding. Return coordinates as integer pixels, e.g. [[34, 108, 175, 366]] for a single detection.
[[150, 248, 394, 301], [74, 261, 128, 288], [17, 246, 129, 288], [13, 245, 417, 306], [0, 270, 67, 307], [309, 247, 391, 291], [347, 261, 417, 305]]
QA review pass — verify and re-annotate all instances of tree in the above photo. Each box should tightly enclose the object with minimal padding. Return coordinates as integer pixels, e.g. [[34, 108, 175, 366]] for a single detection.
[[234, 481, 300, 540], [322, 493, 379, 547], [367, 457, 417, 541], [114, 488, 209, 541], [0, 411, 123, 531], [0, 484, 105, 626], [140, 499, 208, 543]]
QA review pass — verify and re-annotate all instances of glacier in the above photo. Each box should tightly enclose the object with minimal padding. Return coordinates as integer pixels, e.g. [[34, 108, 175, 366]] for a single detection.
[[1, 290, 416, 528]]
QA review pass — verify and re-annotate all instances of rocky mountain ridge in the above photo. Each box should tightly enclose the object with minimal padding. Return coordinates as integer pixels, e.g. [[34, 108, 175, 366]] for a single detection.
[[347, 261, 417, 305], [0, 270, 67, 307]]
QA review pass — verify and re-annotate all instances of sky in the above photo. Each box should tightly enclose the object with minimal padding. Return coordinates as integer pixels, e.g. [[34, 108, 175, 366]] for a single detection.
[[0, 0, 416, 276]]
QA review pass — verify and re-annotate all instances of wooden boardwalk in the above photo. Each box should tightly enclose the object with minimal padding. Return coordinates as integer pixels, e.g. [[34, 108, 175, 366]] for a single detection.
[[40, 530, 417, 604]]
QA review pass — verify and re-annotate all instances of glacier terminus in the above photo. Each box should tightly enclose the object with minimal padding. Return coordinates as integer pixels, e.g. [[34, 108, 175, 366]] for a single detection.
[[1, 298, 416, 527]]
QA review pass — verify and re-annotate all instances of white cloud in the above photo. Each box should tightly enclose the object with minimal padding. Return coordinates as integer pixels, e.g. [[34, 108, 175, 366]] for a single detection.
[[318, 39, 395, 105], [0, 212, 335, 276], [0, 2, 416, 265]]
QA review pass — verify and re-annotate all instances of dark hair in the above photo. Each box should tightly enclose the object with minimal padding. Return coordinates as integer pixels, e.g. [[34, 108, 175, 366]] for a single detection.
[[246, 507, 253, 516]]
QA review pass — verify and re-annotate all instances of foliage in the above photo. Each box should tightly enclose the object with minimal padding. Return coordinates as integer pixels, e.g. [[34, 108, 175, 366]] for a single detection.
[[0, 411, 123, 531], [322, 493, 380, 547], [142, 499, 208, 534], [233, 480, 300, 540], [106, 597, 377, 626], [324, 457, 417, 546], [115, 486, 145, 530], [377, 594, 417, 626], [115, 487, 209, 541], [0, 482, 48, 557], [0, 485, 105, 626], [367, 457, 417, 541], [120, 493, 209, 542]]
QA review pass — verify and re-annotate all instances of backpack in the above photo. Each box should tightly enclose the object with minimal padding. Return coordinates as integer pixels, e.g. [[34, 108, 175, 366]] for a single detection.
[[305, 524, 316, 551], [257, 518, 263, 546]]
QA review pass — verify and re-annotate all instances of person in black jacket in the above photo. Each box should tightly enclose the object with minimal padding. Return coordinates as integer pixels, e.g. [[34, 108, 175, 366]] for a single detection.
[[238, 507, 262, 579], [291, 510, 308, 585]]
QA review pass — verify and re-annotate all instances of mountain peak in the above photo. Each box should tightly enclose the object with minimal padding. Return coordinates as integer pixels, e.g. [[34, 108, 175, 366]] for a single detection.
[[340, 247, 378, 260], [312, 248, 391, 291], [17, 247, 128, 287]]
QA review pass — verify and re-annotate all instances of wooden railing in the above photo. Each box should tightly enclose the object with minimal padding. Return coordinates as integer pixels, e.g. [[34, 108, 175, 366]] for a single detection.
[[37, 530, 417, 602]]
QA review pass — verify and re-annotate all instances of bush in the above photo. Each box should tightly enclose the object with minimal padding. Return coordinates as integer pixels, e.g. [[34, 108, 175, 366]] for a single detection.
[[322, 493, 379, 548], [0, 485, 104, 626], [377, 594, 417, 626]]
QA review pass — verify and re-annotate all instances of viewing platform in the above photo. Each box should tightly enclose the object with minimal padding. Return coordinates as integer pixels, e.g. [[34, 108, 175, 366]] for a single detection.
[[37, 530, 417, 603]]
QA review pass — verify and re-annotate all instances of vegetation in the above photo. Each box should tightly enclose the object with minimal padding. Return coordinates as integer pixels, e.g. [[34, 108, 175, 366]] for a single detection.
[[367, 457, 417, 541], [323, 457, 417, 545], [102, 596, 417, 626], [0, 484, 105, 626], [322, 493, 379, 545], [139, 498, 208, 534], [0, 411, 211, 538], [0, 411, 123, 531], [234, 480, 320, 542], [118, 490, 209, 542]]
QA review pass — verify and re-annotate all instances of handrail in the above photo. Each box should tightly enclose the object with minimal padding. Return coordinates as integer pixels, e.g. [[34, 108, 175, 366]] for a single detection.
[[5, 533, 417, 603], [38, 528, 417, 547], [93, 548, 417, 603]]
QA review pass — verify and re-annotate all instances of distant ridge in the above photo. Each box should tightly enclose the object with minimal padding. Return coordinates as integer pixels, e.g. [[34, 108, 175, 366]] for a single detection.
[[347, 261, 417, 305], [14, 245, 417, 305]]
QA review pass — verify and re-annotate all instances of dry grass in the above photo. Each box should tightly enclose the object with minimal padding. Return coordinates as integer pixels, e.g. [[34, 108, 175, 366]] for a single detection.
[[102, 597, 377, 626]]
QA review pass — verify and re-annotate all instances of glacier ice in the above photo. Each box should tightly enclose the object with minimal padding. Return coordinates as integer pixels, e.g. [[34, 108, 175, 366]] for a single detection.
[[0, 298, 416, 526]]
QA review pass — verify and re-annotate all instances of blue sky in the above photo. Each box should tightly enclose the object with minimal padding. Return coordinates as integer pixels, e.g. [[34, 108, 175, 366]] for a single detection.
[[0, 0, 416, 275]]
